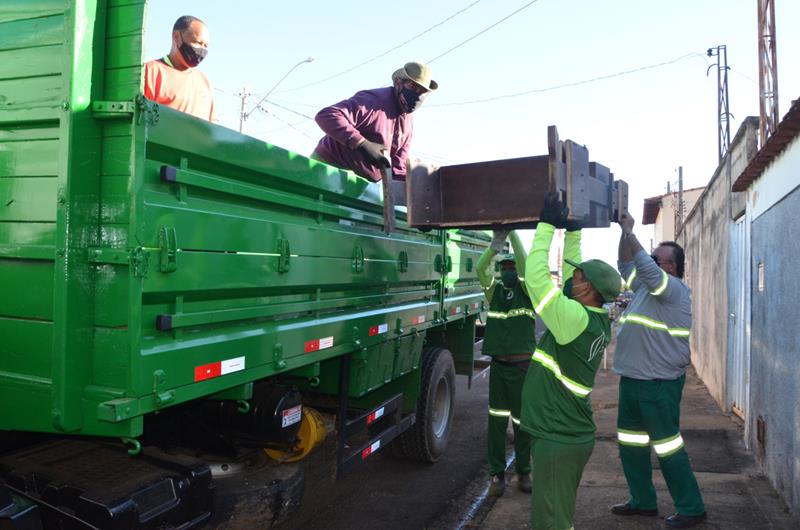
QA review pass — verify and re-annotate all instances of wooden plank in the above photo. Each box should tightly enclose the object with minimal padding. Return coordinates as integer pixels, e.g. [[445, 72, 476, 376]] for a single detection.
[[105, 34, 143, 70], [0, 318, 53, 380], [0, 124, 59, 142], [0, 76, 63, 116], [0, 138, 59, 177], [0, 177, 58, 222], [0, 1, 63, 24], [0, 258, 54, 320], [0, 44, 62, 81], [0, 221, 56, 247], [0, 14, 64, 51]]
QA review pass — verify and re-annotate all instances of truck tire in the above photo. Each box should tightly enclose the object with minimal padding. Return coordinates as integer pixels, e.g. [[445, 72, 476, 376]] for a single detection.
[[393, 347, 456, 462]]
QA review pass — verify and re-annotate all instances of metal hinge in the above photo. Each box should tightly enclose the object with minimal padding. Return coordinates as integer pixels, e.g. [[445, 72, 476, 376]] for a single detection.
[[92, 100, 135, 120], [87, 246, 151, 278]]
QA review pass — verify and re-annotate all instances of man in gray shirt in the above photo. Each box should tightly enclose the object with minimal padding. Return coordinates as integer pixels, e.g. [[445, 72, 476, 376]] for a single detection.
[[610, 213, 706, 529]]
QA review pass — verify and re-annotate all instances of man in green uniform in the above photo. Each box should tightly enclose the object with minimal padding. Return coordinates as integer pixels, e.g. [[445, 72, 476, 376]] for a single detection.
[[519, 193, 622, 530], [477, 230, 535, 496], [610, 213, 706, 528]]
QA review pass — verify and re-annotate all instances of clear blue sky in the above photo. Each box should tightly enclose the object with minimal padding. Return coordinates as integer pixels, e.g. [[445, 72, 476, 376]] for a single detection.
[[144, 0, 800, 265]]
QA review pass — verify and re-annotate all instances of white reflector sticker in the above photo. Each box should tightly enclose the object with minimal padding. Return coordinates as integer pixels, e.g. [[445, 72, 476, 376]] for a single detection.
[[282, 405, 302, 428], [221, 356, 246, 375]]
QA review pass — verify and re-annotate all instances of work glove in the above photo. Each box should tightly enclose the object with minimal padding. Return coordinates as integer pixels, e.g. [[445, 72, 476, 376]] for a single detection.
[[565, 219, 584, 232], [358, 140, 391, 168], [490, 229, 510, 253], [539, 192, 569, 228]]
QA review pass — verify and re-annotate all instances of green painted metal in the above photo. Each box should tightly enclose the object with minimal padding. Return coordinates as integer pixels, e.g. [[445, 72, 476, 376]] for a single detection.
[[0, 1, 485, 439]]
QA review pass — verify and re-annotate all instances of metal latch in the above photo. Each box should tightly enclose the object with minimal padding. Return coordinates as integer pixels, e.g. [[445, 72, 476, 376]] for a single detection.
[[159, 226, 178, 273], [353, 246, 365, 273], [277, 238, 291, 273]]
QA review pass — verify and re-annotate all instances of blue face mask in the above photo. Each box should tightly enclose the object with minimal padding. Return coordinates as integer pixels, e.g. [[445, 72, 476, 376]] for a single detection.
[[397, 85, 423, 113]]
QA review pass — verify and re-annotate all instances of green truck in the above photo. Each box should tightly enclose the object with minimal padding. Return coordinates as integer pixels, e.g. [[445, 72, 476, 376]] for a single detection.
[[0, 2, 488, 528]]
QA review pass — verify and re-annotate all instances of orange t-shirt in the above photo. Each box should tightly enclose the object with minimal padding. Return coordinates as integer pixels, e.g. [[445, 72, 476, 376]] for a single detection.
[[144, 57, 216, 122]]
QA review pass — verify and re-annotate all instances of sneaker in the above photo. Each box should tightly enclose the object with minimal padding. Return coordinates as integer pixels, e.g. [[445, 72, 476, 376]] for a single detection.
[[488, 473, 506, 497], [610, 502, 658, 516], [517, 473, 532, 493], [665, 512, 707, 528]]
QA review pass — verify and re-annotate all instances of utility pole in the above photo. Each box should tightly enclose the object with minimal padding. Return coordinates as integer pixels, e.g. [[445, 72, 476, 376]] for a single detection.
[[707, 45, 731, 162], [758, 0, 779, 146], [237, 86, 251, 133]]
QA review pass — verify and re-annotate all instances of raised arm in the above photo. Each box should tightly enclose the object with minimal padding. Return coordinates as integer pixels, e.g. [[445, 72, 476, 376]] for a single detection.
[[508, 231, 529, 297], [525, 223, 589, 345]]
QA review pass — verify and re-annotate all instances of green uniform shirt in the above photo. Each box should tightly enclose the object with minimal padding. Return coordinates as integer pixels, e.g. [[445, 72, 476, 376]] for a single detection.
[[483, 281, 536, 356], [519, 224, 611, 444], [477, 231, 536, 357]]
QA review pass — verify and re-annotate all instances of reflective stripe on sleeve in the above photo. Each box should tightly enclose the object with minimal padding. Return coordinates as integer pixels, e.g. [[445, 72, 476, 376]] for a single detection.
[[531, 349, 592, 397], [652, 433, 685, 457], [488, 407, 511, 417], [534, 285, 560, 314], [618, 313, 690, 338], [511, 416, 521, 425], [650, 269, 669, 296], [625, 269, 637, 290], [617, 429, 651, 447]]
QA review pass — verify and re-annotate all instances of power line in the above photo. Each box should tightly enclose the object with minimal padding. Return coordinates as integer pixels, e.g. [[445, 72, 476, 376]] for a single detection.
[[429, 52, 704, 107], [264, 100, 316, 121], [276, 0, 482, 94], [427, 0, 541, 64], [254, 105, 317, 141]]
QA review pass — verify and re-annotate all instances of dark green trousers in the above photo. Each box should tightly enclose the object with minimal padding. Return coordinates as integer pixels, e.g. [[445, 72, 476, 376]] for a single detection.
[[488, 360, 531, 476], [530, 437, 594, 530], [617, 375, 705, 516]]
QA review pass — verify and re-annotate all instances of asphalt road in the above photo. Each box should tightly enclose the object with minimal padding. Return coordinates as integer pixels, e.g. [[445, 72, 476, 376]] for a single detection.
[[282, 366, 492, 530]]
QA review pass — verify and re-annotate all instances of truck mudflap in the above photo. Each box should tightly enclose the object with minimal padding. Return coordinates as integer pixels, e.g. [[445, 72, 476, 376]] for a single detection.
[[0, 440, 213, 529]]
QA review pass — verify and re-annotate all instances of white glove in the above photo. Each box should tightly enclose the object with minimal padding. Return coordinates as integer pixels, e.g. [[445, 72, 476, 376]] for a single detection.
[[490, 229, 510, 252]]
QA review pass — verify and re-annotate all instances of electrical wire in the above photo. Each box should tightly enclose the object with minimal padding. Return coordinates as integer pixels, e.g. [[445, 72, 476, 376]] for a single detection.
[[427, 0, 541, 64], [275, 0, 482, 94], [254, 105, 317, 141], [429, 52, 705, 107]]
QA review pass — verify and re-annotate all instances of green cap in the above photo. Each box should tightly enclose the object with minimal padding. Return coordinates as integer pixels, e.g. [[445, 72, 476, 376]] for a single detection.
[[497, 253, 516, 263], [565, 258, 621, 302]]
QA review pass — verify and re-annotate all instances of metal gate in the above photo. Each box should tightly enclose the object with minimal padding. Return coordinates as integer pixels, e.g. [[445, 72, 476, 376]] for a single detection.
[[728, 216, 750, 421]]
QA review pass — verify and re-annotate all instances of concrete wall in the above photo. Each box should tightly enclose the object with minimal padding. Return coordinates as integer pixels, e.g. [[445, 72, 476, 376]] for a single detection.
[[653, 189, 704, 244], [678, 118, 759, 407], [747, 136, 800, 516]]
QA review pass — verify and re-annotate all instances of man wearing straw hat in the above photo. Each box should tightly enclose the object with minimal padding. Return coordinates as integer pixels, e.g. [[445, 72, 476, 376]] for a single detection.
[[312, 62, 437, 184]]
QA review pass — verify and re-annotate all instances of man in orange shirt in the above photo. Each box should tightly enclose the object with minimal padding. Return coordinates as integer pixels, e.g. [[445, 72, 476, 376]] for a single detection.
[[144, 15, 216, 122]]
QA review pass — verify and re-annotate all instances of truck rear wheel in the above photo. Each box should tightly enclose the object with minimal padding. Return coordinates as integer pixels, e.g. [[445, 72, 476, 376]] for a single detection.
[[393, 347, 456, 462]]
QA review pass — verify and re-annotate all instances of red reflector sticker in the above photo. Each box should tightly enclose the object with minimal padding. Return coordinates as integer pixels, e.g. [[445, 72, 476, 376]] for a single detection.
[[369, 323, 389, 336], [367, 406, 385, 425], [412, 315, 425, 325], [361, 440, 381, 459], [305, 336, 334, 353], [450, 306, 462, 315], [194, 356, 246, 382]]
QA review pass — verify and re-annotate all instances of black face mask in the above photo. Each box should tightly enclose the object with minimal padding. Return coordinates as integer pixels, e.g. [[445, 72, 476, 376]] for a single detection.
[[179, 40, 207, 67], [397, 85, 423, 113]]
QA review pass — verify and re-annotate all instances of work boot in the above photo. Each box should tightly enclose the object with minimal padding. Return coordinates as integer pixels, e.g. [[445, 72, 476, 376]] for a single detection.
[[610, 502, 658, 516], [488, 473, 506, 497], [517, 473, 531, 493], [665, 512, 707, 528]]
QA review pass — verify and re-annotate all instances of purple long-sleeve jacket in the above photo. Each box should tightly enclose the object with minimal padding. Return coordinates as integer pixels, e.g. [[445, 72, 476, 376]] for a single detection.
[[312, 87, 412, 182]]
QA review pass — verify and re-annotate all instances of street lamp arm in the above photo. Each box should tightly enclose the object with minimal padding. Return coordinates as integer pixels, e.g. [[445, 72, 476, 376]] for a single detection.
[[243, 57, 314, 120]]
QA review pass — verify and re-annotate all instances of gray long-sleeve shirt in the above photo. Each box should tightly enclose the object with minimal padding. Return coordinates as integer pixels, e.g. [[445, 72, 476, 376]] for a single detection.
[[613, 249, 692, 380]]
